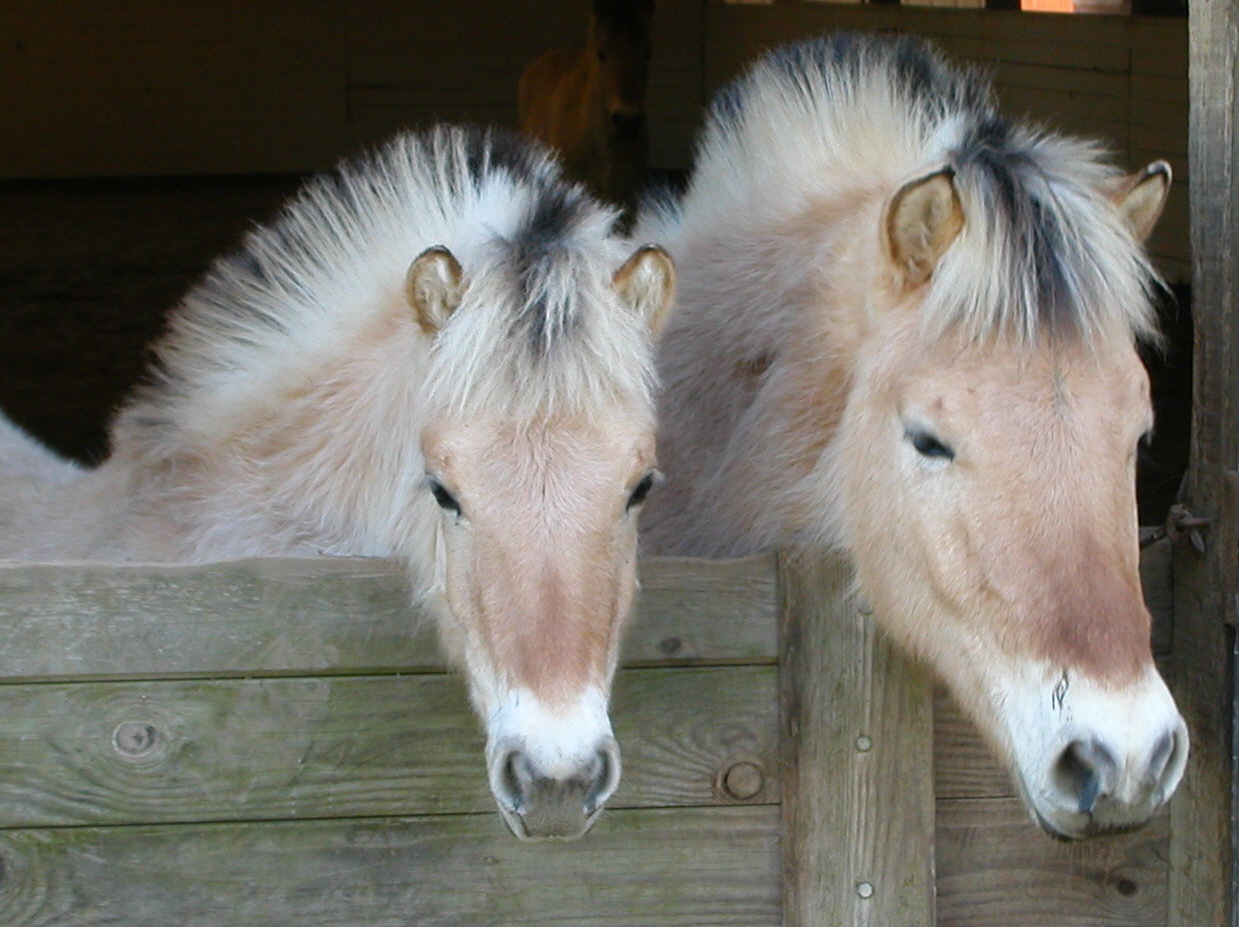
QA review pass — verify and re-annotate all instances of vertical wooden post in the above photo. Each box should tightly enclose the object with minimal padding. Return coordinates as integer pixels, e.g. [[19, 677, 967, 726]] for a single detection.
[[1171, 3, 1239, 925], [778, 549, 936, 927]]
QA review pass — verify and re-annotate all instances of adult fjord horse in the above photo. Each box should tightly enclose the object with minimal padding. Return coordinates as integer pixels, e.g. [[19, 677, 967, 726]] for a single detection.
[[518, 0, 654, 215], [0, 126, 674, 841], [637, 33, 1187, 839]]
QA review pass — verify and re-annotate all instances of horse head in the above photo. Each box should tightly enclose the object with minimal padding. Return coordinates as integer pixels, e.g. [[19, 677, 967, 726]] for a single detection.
[[837, 160, 1186, 839], [589, 0, 654, 141], [409, 239, 673, 840]]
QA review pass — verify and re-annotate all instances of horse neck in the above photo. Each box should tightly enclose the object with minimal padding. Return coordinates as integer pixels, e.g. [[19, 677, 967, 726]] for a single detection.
[[123, 313, 437, 562], [647, 190, 880, 556]]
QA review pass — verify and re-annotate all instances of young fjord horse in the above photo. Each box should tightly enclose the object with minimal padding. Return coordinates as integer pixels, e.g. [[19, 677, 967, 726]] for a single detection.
[[0, 126, 674, 841], [637, 33, 1187, 840], [518, 0, 654, 215]]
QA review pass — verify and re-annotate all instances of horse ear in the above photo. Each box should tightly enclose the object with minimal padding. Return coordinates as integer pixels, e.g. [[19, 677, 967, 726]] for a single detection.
[[613, 244, 675, 336], [406, 246, 464, 334], [884, 168, 964, 288], [1107, 161, 1171, 243]]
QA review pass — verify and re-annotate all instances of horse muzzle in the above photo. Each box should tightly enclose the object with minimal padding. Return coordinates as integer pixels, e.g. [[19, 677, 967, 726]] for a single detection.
[[489, 736, 622, 841], [1006, 666, 1189, 840]]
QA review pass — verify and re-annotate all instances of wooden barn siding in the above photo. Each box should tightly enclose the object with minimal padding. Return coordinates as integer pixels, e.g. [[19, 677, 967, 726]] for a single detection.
[[0, 3, 1188, 280], [0, 545, 1175, 926], [1169, 1, 1239, 924]]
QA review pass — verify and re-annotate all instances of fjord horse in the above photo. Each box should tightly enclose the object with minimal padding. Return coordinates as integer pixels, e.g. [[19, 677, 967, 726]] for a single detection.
[[518, 0, 654, 215], [0, 126, 675, 841], [637, 33, 1186, 840]]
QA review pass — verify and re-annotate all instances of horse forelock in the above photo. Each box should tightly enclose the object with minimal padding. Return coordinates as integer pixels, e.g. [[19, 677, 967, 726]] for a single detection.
[[928, 122, 1162, 348], [694, 32, 1162, 349], [424, 174, 655, 423]]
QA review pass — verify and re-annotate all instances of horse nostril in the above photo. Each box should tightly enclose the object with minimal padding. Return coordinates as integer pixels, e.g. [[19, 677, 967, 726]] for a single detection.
[[1052, 739, 1117, 815], [499, 749, 535, 814], [585, 740, 622, 814], [1145, 725, 1188, 799]]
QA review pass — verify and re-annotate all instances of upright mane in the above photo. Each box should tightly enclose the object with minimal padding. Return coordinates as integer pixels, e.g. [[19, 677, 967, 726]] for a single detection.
[[686, 32, 1161, 344], [119, 125, 651, 458]]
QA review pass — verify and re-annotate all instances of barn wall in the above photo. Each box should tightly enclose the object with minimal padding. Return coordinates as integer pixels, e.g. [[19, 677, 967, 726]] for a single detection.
[[0, 2, 1188, 274]]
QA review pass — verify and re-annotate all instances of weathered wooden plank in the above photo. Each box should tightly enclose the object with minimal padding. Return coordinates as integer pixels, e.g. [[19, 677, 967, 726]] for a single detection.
[[1132, 73, 1189, 106], [937, 798, 1169, 927], [0, 0, 351, 177], [981, 37, 1131, 74], [1170, 1, 1239, 926], [997, 85, 1130, 136], [934, 687, 1015, 802], [1131, 123, 1188, 165], [778, 549, 936, 927], [0, 554, 777, 680], [1130, 16, 1189, 79], [997, 62, 1130, 100], [0, 805, 782, 927], [0, 665, 778, 829]]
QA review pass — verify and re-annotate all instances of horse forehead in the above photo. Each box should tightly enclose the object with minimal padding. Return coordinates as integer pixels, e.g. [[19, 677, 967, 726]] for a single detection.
[[894, 336, 1150, 426], [426, 414, 654, 483]]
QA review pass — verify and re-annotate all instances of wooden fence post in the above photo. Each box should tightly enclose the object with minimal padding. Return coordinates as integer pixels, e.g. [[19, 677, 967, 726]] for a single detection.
[[778, 548, 936, 927], [1171, 2, 1239, 925]]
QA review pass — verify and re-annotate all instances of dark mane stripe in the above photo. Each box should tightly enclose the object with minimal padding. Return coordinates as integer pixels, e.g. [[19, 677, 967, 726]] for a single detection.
[[699, 32, 1161, 344]]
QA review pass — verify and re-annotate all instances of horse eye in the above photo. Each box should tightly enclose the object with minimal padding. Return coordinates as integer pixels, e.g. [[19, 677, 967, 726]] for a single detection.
[[906, 428, 955, 462], [627, 470, 661, 510], [428, 479, 462, 516], [597, 49, 607, 62]]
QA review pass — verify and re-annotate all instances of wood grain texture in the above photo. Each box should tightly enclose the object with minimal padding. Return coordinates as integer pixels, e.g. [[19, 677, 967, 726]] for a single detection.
[[778, 549, 936, 927], [1170, 1, 1239, 925], [0, 806, 782, 927], [0, 665, 778, 829], [937, 798, 1169, 927], [0, 554, 777, 681]]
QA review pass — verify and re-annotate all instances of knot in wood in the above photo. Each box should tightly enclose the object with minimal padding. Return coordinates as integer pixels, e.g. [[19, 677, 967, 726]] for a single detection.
[[720, 760, 765, 801], [658, 636, 682, 656], [113, 721, 160, 758]]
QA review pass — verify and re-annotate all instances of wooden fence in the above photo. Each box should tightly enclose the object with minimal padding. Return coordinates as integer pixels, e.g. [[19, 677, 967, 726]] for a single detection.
[[0, 542, 1175, 926]]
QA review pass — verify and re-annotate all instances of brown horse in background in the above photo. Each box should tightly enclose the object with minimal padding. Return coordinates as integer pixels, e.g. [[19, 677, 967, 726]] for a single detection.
[[518, 0, 654, 215]]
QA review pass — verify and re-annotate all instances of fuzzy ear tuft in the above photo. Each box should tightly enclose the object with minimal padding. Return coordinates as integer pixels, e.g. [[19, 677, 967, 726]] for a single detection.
[[1107, 161, 1171, 243], [406, 246, 464, 334], [613, 245, 675, 336], [884, 168, 964, 288]]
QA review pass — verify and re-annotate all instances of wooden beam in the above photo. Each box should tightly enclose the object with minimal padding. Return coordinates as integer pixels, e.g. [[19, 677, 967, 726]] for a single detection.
[[1170, 1, 1239, 925], [778, 549, 936, 927], [0, 806, 782, 927], [0, 554, 777, 681]]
